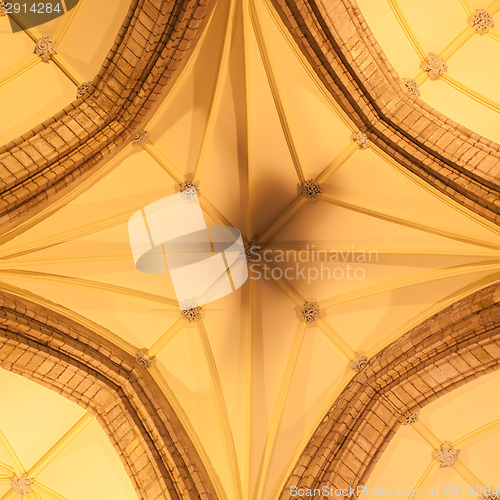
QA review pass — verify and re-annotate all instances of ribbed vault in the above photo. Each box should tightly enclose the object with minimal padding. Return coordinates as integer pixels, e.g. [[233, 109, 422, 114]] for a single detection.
[[279, 282, 500, 497], [0, 285, 218, 500], [0, 0, 215, 238], [0, 0, 498, 499], [270, 0, 500, 225]]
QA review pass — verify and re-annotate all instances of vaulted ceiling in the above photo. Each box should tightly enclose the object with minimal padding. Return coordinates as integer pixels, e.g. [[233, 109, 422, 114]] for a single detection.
[[0, 0, 498, 499]]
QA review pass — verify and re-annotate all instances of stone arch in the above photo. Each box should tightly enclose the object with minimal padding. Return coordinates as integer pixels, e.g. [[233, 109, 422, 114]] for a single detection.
[[279, 283, 500, 497], [270, 0, 500, 224], [0, 288, 219, 500], [0, 0, 216, 238]]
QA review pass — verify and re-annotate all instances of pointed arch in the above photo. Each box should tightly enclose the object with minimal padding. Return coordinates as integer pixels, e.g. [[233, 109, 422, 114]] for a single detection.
[[0, 0, 216, 240], [0, 287, 219, 500], [279, 283, 500, 496], [269, 0, 500, 225]]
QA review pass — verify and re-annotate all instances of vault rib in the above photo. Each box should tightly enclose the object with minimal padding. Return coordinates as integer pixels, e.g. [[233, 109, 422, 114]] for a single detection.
[[192, 0, 237, 180], [250, 0, 306, 183], [197, 318, 243, 500], [318, 263, 500, 309], [319, 195, 500, 250], [27, 413, 94, 478], [252, 321, 306, 500]]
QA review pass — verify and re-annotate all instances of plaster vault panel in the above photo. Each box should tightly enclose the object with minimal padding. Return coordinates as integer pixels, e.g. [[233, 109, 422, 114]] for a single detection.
[[0, 369, 136, 499]]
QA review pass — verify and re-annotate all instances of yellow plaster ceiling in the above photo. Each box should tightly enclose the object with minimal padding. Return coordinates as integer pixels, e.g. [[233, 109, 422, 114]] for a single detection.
[[0, 0, 130, 146], [357, 0, 500, 143], [363, 369, 500, 500], [0, 0, 499, 499], [0, 369, 137, 500]]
